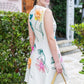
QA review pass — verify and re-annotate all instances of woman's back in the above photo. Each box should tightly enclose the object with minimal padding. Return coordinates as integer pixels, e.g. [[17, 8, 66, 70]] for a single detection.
[[24, 4, 68, 84], [29, 5, 47, 43], [29, 5, 57, 49]]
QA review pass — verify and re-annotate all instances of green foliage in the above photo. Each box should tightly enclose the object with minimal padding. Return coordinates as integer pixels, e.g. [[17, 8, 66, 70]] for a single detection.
[[50, 0, 82, 38], [75, 8, 82, 24], [74, 8, 82, 38], [71, 23, 84, 74], [0, 11, 31, 83], [51, 0, 66, 37]]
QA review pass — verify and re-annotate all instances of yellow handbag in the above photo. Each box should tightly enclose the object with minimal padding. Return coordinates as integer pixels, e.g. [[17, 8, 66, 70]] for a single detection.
[[51, 71, 67, 84]]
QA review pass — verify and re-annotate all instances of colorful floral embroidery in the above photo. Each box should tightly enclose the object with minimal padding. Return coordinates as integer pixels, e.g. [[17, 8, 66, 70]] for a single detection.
[[27, 58, 31, 69], [34, 43, 36, 49], [60, 56, 63, 63], [51, 53, 63, 70], [30, 14, 33, 20], [32, 46, 34, 51], [51, 57, 55, 64], [29, 22, 34, 31], [34, 22, 44, 41], [35, 58, 46, 72], [34, 9, 43, 22], [31, 46, 34, 54], [35, 49, 49, 73]]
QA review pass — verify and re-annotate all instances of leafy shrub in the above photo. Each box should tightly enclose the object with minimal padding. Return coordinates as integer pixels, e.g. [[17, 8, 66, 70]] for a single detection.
[[71, 23, 84, 74], [0, 11, 31, 83]]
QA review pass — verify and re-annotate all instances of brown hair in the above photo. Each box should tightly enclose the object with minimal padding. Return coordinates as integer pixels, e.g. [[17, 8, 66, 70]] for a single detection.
[[33, 0, 37, 6]]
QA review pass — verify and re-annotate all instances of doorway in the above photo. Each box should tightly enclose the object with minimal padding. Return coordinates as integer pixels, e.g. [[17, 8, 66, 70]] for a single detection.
[[22, 0, 34, 13]]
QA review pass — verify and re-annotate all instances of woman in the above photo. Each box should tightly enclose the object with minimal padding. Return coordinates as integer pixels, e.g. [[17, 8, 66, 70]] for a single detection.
[[24, 0, 68, 84]]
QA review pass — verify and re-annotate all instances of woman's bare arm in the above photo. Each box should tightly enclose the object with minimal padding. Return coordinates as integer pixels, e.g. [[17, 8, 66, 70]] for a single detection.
[[28, 18, 35, 49], [44, 8, 60, 64]]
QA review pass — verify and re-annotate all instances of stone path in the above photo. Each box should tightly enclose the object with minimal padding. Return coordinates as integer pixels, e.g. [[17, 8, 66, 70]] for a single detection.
[[63, 52, 84, 84]]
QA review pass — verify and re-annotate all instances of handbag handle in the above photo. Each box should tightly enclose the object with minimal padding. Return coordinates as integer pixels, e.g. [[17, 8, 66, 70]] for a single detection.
[[51, 71, 67, 84]]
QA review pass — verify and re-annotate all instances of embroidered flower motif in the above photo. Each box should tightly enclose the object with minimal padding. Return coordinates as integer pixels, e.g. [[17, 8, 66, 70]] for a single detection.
[[29, 22, 34, 31], [34, 9, 43, 22], [35, 49, 49, 73], [32, 46, 34, 51], [51, 57, 55, 64], [27, 58, 31, 69], [57, 49, 63, 63], [35, 58, 46, 72], [60, 56, 63, 63], [51, 51, 63, 70], [31, 46, 34, 54], [30, 14, 33, 20]]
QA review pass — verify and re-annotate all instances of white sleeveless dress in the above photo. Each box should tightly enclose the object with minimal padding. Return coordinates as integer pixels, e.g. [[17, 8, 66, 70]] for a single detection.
[[24, 5, 68, 84]]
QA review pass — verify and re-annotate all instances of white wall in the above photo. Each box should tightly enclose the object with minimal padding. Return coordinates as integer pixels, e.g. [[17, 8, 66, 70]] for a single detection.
[[0, 0, 22, 12], [66, 0, 74, 40]]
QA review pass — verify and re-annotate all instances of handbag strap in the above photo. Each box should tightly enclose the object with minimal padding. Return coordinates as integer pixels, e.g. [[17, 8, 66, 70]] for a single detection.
[[51, 71, 67, 84]]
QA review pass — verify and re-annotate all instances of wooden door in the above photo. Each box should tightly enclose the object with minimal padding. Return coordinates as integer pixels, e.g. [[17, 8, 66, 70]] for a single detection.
[[22, 0, 34, 13]]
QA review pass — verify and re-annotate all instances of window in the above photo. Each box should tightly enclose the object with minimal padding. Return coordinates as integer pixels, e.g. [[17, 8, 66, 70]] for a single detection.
[[74, 0, 82, 8]]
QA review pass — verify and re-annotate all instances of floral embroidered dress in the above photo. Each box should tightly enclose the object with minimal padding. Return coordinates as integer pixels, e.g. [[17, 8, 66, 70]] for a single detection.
[[24, 5, 68, 84]]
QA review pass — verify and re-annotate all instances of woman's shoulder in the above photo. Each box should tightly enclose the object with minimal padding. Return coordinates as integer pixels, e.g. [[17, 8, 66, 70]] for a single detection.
[[29, 5, 47, 16], [28, 5, 53, 20], [45, 8, 52, 14]]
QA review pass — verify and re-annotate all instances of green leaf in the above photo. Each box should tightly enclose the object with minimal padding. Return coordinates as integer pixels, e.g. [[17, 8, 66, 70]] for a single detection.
[[79, 71, 84, 74], [80, 59, 84, 63], [7, 73, 12, 78]]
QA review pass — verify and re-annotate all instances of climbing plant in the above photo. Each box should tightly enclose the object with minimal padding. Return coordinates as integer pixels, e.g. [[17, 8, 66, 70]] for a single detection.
[[51, 0, 82, 38], [51, 0, 66, 38]]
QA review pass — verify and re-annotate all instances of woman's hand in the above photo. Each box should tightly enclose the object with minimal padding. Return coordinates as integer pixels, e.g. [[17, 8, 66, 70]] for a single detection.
[[55, 62, 62, 74]]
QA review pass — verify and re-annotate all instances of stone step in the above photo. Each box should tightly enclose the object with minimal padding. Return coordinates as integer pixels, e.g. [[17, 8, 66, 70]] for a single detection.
[[57, 40, 73, 48], [57, 40, 81, 56], [59, 45, 80, 56]]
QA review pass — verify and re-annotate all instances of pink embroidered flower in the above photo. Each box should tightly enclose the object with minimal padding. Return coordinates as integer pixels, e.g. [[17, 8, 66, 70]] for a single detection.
[[60, 56, 63, 63], [35, 59, 46, 72], [32, 46, 34, 51], [57, 49, 63, 63], [31, 46, 34, 54]]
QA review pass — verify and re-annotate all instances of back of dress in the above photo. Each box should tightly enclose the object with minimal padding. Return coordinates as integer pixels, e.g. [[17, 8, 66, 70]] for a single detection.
[[29, 5, 57, 41], [29, 5, 57, 54], [24, 4, 68, 84], [29, 5, 52, 45]]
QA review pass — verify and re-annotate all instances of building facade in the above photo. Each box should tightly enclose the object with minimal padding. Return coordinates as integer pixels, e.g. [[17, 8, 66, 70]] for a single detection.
[[0, 0, 34, 13]]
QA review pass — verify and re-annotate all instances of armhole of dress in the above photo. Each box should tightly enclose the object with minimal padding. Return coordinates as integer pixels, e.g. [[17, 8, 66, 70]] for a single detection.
[[28, 12, 31, 22], [42, 8, 47, 33]]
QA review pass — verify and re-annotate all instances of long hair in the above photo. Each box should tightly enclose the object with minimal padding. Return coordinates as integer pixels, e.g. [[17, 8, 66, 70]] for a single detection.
[[33, 0, 37, 6]]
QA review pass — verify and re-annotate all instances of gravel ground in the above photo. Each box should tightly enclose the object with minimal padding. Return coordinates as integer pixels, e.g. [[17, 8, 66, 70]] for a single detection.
[[62, 52, 84, 84]]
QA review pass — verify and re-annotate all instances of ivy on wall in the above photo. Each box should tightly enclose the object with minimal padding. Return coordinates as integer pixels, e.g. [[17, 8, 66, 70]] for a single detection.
[[51, 0, 66, 38], [74, 8, 82, 38], [51, 0, 82, 38], [75, 8, 82, 24]]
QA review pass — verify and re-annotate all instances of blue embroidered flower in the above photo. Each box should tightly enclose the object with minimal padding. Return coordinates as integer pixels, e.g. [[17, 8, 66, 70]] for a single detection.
[[29, 22, 34, 31], [30, 14, 33, 20], [36, 49, 49, 73], [34, 44, 36, 49], [51, 57, 55, 64], [54, 36, 56, 39]]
